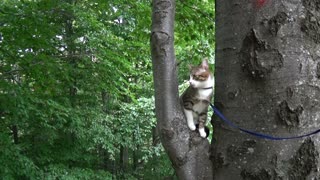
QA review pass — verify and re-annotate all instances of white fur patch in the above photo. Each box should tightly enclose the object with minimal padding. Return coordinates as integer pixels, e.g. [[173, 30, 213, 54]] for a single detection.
[[199, 128, 207, 138], [193, 102, 207, 114], [197, 76, 214, 100], [197, 88, 213, 100]]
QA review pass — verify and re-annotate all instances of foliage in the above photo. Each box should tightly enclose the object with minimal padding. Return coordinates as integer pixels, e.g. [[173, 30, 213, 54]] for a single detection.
[[0, 0, 214, 179], [176, 0, 215, 82]]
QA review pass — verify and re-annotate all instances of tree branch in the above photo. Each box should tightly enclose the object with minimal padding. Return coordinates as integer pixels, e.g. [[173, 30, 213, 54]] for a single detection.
[[151, 0, 213, 179]]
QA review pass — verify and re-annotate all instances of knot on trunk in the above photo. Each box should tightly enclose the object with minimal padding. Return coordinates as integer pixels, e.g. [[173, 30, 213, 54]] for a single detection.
[[239, 29, 283, 79]]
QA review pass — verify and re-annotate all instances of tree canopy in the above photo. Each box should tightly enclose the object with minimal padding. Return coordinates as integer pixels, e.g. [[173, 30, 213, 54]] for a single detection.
[[0, 0, 214, 179]]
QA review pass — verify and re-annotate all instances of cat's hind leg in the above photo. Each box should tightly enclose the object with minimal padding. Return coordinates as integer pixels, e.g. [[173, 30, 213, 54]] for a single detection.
[[199, 127, 206, 138], [198, 112, 207, 138]]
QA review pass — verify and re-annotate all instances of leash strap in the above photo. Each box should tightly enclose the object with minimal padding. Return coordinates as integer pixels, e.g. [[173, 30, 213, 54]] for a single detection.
[[210, 104, 320, 140]]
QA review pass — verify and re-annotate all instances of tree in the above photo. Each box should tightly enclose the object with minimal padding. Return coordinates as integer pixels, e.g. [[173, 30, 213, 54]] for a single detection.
[[151, 0, 213, 179], [0, 0, 169, 179], [1, 0, 215, 178], [152, 0, 320, 179], [212, 0, 320, 179]]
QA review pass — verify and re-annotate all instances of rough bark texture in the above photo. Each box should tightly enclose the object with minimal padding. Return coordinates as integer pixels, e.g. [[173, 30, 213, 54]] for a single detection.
[[151, 0, 213, 179], [212, 0, 320, 179]]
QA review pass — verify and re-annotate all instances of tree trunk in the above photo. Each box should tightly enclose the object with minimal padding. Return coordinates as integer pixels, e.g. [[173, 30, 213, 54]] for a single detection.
[[151, 0, 213, 179], [212, 0, 320, 179], [133, 145, 138, 171], [11, 125, 18, 144], [120, 146, 129, 172]]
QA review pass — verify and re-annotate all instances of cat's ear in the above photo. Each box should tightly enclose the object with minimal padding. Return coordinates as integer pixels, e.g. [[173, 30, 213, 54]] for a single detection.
[[201, 58, 209, 70]]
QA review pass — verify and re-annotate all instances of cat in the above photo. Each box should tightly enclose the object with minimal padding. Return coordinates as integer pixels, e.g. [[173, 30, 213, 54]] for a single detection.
[[181, 59, 214, 138]]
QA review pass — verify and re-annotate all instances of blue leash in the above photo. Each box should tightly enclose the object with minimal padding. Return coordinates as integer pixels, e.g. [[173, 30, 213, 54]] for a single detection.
[[210, 104, 320, 140]]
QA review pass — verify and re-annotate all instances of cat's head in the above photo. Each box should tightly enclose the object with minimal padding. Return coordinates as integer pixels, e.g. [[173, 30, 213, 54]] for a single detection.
[[188, 59, 212, 89]]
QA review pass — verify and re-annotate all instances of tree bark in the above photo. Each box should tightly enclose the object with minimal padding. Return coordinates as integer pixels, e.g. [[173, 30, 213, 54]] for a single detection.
[[120, 146, 129, 172], [11, 125, 18, 144], [212, 0, 320, 179], [151, 0, 213, 179]]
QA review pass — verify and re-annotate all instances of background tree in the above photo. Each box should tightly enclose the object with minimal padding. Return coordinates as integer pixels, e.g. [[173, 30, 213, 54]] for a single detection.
[[0, 0, 214, 179], [212, 0, 320, 179], [0, 0, 163, 179]]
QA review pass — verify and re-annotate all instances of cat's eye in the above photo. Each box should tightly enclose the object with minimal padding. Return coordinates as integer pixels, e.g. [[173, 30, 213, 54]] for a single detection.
[[192, 75, 199, 79], [193, 75, 205, 81]]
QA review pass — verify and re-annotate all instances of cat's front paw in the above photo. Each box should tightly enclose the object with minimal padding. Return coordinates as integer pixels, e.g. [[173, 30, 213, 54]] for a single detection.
[[188, 123, 196, 131], [199, 128, 207, 138]]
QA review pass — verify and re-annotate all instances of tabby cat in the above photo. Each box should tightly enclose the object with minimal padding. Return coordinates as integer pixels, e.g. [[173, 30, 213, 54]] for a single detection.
[[181, 59, 214, 138]]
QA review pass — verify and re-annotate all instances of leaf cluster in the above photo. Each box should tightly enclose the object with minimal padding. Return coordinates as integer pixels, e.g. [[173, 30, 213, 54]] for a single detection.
[[0, 0, 215, 179]]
